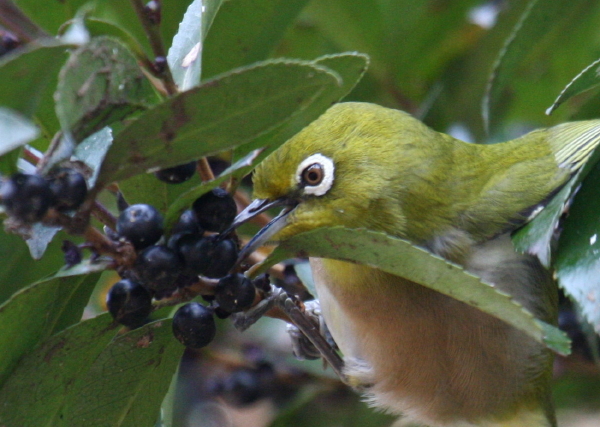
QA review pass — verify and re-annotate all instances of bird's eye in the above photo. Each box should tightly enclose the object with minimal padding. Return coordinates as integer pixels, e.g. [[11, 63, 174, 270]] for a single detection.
[[295, 153, 334, 196], [301, 163, 324, 186]]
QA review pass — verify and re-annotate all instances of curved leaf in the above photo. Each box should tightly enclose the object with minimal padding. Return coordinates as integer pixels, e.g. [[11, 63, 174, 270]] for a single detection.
[[0, 261, 106, 386], [555, 163, 600, 334], [547, 56, 600, 115], [95, 60, 341, 187], [0, 107, 39, 156], [167, 0, 203, 91], [202, 0, 310, 79], [256, 227, 569, 355]]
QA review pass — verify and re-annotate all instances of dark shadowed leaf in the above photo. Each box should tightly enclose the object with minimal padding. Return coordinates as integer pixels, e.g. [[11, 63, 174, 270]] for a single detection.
[[555, 162, 600, 334], [256, 227, 569, 355]]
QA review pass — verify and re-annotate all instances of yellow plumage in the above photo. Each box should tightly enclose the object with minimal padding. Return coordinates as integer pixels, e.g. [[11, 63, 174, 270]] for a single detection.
[[236, 102, 600, 426]]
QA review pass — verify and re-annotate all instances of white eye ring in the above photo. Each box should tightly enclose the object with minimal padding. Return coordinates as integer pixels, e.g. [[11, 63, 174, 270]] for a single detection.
[[295, 153, 335, 196]]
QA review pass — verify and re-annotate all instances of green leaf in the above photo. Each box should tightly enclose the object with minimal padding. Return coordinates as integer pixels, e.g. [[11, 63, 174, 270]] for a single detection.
[[72, 126, 113, 189], [62, 319, 182, 427], [512, 179, 577, 267], [547, 57, 600, 115], [55, 36, 158, 142], [0, 261, 107, 386], [231, 52, 369, 167], [0, 107, 39, 156], [119, 171, 200, 216], [555, 162, 600, 334], [25, 223, 61, 260], [0, 43, 69, 135], [257, 227, 570, 355], [200, 0, 225, 41], [85, 17, 148, 60], [0, 228, 66, 305], [0, 314, 119, 427], [202, 0, 310, 79], [167, 0, 203, 91], [95, 60, 341, 188], [483, 0, 592, 130]]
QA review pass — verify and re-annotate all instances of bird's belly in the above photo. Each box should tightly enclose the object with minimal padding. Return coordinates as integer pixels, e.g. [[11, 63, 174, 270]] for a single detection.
[[309, 257, 551, 426]]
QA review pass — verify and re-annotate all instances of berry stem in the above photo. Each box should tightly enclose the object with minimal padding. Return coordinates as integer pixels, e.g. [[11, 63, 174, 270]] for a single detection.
[[197, 158, 215, 182], [91, 201, 117, 230], [129, 0, 178, 95]]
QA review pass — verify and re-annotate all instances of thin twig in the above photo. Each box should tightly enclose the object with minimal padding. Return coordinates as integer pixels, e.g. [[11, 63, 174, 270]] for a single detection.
[[129, 0, 178, 95]]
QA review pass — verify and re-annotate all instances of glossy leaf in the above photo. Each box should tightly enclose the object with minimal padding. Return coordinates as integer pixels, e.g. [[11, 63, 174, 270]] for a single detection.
[[72, 126, 113, 189], [0, 261, 107, 386], [25, 223, 61, 260], [95, 60, 341, 187], [547, 57, 600, 115], [55, 36, 158, 141], [168, 0, 203, 91], [555, 162, 600, 334], [256, 227, 569, 355], [512, 179, 577, 267], [0, 107, 39, 156]]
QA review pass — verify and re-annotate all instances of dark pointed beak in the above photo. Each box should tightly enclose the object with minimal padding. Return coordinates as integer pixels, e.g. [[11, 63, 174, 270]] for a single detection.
[[227, 198, 298, 266]]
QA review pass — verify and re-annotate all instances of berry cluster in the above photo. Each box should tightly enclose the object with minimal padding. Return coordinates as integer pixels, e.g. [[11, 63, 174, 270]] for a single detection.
[[0, 169, 88, 223], [106, 187, 259, 350]]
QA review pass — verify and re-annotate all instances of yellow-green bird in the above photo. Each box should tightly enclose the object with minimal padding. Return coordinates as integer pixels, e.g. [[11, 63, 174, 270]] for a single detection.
[[233, 102, 600, 427]]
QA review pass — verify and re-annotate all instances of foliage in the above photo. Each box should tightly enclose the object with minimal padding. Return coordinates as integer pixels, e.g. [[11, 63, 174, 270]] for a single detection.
[[0, 0, 600, 426]]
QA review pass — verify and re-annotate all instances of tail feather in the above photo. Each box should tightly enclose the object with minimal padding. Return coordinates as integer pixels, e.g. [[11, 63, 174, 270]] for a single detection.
[[550, 120, 600, 171]]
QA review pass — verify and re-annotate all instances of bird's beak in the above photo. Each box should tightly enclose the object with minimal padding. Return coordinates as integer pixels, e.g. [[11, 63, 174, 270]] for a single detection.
[[228, 198, 298, 265]]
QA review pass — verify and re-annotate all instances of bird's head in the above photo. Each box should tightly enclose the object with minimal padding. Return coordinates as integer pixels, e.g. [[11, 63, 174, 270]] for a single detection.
[[230, 102, 435, 257]]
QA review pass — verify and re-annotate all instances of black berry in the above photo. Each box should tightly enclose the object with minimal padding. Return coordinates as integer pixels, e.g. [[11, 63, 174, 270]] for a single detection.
[[171, 209, 203, 236], [0, 173, 55, 222], [177, 234, 238, 278], [154, 161, 196, 184], [47, 167, 88, 212], [172, 302, 216, 349], [215, 274, 255, 313], [192, 188, 237, 232], [134, 245, 183, 297], [106, 279, 153, 328], [116, 204, 164, 250]]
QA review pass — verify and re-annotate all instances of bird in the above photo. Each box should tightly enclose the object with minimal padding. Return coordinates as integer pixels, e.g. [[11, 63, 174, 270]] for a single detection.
[[232, 102, 600, 427]]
